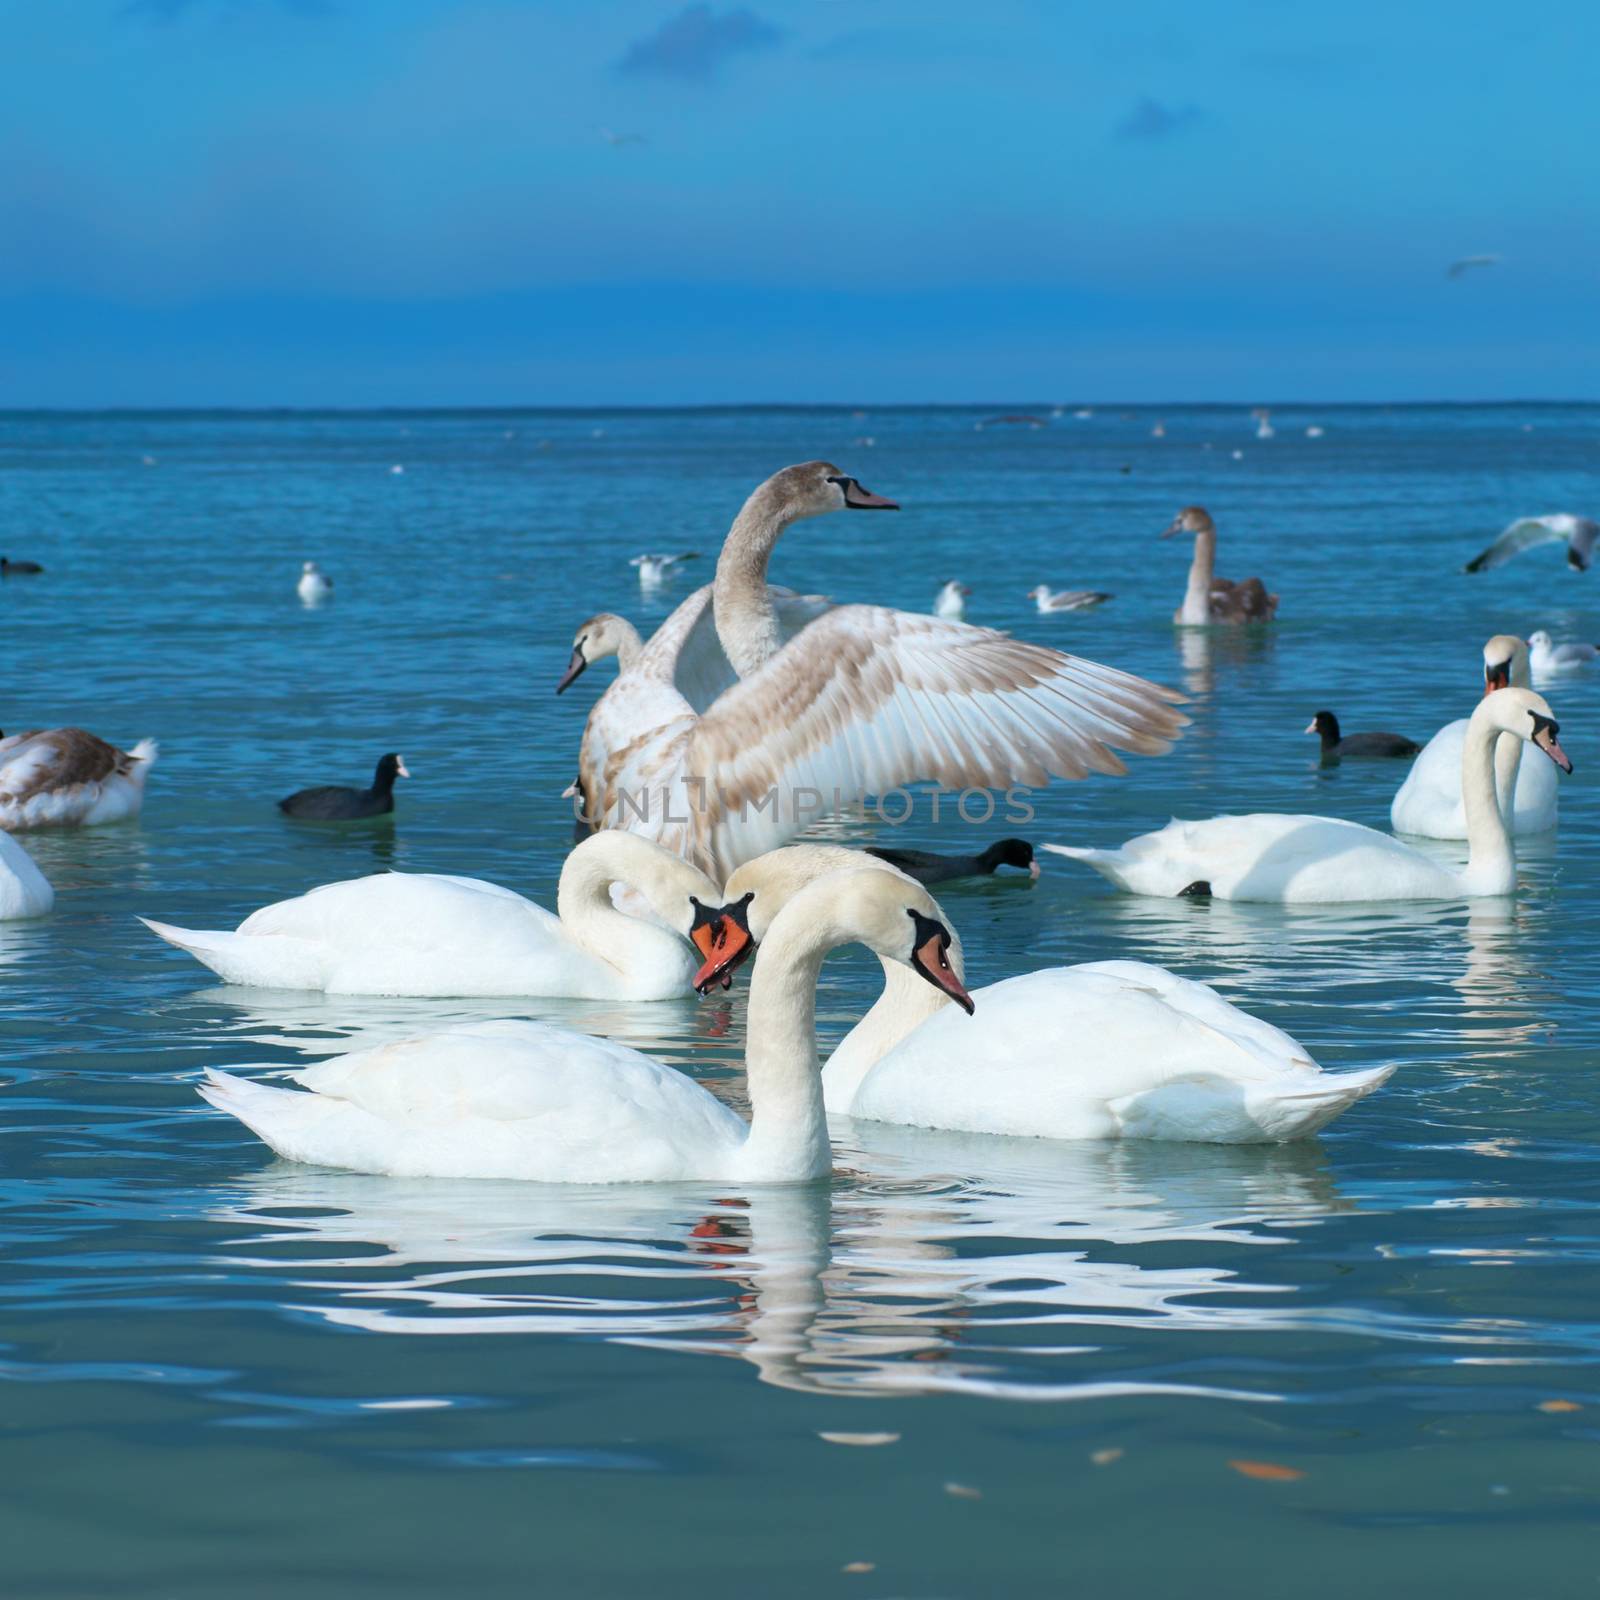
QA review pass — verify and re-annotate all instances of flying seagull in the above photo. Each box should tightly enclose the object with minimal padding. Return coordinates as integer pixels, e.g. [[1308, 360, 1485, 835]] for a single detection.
[[1464, 514, 1600, 574], [1447, 254, 1501, 279], [598, 127, 647, 148]]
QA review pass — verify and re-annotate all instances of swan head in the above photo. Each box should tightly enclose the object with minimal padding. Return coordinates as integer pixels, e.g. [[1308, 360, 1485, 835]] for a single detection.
[[692, 864, 973, 1013], [1478, 686, 1573, 773], [1483, 634, 1529, 694], [750, 461, 898, 521], [556, 613, 630, 694], [1161, 505, 1215, 539]]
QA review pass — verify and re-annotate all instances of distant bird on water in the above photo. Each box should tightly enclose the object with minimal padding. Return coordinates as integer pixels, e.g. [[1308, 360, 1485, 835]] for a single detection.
[[1463, 514, 1600, 574], [866, 837, 1040, 885], [0, 557, 43, 576], [977, 414, 1047, 430], [1447, 254, 1501, 278], [630, 551, 698, 586], [1305, 711, 1421, 762], [297, 561, 333, 604], [933, 580, 970, 620], [1528, 630, 1600, 675], [598, 127, 647, 147], [1028, 584, 1113, 614], [279, 754, 409, 821]]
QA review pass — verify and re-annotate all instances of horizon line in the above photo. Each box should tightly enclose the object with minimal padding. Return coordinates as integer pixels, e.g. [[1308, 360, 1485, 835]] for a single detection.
[[2, 398, 1597, 419]]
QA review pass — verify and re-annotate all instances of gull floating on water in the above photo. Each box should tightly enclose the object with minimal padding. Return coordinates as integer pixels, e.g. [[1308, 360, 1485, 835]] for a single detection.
[[933, 580, 970, 620], [630, 551, 699, 586], [297, 561, 333, 605], [1447, 254, 1501, 279], [1528, 629, 1600, 675], [1027, 584, 1113, 613], [1251, 407, 1275, 440], [1464, 514, 1600, 574]]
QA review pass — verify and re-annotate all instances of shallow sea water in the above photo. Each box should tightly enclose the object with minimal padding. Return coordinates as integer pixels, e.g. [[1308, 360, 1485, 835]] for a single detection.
[[3, 404, 1599, 1597]]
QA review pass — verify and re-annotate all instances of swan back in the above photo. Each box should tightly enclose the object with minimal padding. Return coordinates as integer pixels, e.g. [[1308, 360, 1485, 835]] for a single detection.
[[0, 831, 53, 918]]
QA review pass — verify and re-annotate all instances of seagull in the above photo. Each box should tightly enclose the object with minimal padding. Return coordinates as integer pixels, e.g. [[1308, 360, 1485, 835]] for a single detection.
[[933, 580, 970, 620], [598, 127, 647, 147], [1463, 514, 1600, 574], [1529, 629, 1600, 674], [1447, 254, 1501, 279], [297, 561, 333, 605], [1251, 407, 1275, 440], [629, 551, 699, 586], [1027, 584, 1113, 613]]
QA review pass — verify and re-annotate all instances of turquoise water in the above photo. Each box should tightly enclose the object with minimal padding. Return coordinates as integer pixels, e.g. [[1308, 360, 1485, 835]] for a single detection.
[[3, 405, 1599, 1597]]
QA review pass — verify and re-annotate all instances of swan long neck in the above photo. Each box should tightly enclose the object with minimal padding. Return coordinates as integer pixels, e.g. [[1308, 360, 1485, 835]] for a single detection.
[[1493, 729, 1523, 822], [612, 621, 644, 672], [1179, 526, 1216, 624], [823, 925, 966, 1107], [714, 488, 799, 678], [738, 912, 836, 1182], [555, 835, 706, 979], [1462, 709, 1516, 893]]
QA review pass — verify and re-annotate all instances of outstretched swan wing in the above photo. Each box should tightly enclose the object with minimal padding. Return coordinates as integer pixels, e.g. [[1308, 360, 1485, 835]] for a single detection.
[[655, 607, 1185, 872]]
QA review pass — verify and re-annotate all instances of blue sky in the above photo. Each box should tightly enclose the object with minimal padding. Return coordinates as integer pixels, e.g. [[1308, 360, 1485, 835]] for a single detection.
[[3, 0, 1596, 405]]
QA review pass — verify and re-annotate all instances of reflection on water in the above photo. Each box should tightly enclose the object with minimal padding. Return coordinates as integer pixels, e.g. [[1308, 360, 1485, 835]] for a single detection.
[[196, 1129, 1558, 1405]]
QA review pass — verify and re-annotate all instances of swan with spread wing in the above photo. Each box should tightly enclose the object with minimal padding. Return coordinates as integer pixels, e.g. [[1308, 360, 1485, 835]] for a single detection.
[[568, 462, 1188, 878]]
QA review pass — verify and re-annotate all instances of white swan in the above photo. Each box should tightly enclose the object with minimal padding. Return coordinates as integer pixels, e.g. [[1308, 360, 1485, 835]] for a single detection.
[[297, 561, 332, 604], [196, 869, 973, 1183], [933, 580, 969, 620], [1391, 634, 1558, 838], [1045, 688, 1570, 903], [579, 462, 1187, 877], [140, 832, 725, 999], [0, 728, 158, 831], [1529, 629, 1600, 675], [0, 831, 52, 919], [695, 845, 1392, 1143], [1463, 514, 1599, 574]]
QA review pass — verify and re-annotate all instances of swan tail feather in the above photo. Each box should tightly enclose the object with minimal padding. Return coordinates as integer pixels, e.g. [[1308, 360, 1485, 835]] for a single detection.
[[198, 1070, 354, 1165], [1112, 1064, 1395, 1143], [139, 916, 321, 988]]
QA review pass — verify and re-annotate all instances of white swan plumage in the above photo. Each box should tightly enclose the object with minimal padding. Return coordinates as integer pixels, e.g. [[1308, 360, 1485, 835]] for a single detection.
[[0, 831, 52, 919], [140, 832, 723, 999], [1047, 688, 1570, 903], [1392, 634, 1558, 838], [698, 845, 1392, 1143], [197, 869, 972, 1184]]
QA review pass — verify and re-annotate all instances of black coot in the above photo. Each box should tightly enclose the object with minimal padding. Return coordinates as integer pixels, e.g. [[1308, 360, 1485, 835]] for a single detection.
[[1, 556, 44, 576], [279, 753, 410, 820], [1306, 711, 1420, 762], [865, 838, 1037, 885]]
